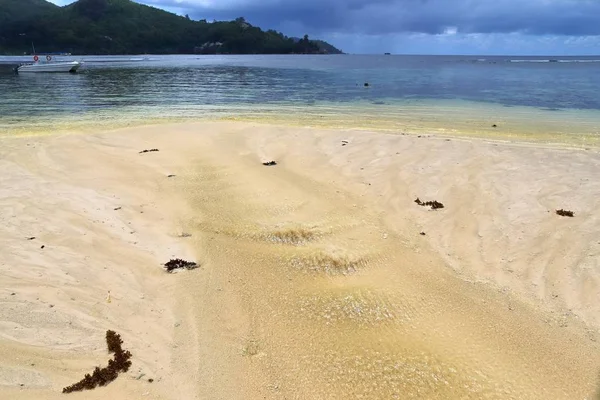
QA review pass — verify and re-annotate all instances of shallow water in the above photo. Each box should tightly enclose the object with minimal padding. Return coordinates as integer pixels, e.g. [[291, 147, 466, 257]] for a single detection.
[[171, 135, 599, 399], [1, 54, 599, 144]]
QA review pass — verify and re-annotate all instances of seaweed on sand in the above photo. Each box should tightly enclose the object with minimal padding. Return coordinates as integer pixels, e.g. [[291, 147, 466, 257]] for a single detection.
[[164, 258, 198, 272], [556, 209, 574, 217], [62, 331, 132, 393], [414, 198, 445, 210]]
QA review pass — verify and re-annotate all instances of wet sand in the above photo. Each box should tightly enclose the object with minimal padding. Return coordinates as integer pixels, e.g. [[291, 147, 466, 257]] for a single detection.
[[1, 121, 599, 399]]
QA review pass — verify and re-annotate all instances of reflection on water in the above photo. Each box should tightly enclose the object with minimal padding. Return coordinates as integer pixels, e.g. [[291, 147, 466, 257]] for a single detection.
[[0, 55, 599, 143]]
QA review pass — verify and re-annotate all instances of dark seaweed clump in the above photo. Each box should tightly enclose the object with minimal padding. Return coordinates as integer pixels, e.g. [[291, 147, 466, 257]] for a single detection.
[[164, 258, 198, 273], [262, 161, 277, 166], [556, 209, 574, 217], [415, 198, 445, 210], [62, 331, 132, 394], [139, 149, 159, 154]]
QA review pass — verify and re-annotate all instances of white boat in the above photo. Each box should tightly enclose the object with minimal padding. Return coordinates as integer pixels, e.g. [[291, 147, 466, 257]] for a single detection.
[[17, 60, 82, 73]]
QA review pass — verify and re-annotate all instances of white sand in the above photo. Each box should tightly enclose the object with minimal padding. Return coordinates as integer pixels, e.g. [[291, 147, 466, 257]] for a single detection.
[[1, 122, 599, 399]]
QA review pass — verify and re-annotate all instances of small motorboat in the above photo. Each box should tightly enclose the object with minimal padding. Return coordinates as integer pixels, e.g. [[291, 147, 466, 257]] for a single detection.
[[16, 55, 82, 73]]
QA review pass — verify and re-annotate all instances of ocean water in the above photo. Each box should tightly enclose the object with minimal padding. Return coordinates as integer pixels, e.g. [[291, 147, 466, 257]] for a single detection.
[[0, 54, 599, 145]]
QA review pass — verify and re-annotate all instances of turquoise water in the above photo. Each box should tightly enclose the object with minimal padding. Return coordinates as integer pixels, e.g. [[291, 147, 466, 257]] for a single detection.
[[1, 55, 599, 144]]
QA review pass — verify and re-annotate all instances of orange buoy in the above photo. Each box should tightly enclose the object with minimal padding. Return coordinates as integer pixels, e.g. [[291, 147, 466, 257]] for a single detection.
[[46, 55, 52, 62], [33, 55, 39, 62]]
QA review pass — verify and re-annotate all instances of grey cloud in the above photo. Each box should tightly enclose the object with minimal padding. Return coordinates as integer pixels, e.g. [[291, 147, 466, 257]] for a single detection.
[[140, 0, 600, 37]]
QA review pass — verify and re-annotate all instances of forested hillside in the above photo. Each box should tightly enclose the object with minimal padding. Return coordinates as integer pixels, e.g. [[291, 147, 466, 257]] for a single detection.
[[0, 0, 343, 55]]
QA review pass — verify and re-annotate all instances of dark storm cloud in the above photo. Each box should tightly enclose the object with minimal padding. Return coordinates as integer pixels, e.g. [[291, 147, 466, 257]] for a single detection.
[[141, 0, 600, 36]]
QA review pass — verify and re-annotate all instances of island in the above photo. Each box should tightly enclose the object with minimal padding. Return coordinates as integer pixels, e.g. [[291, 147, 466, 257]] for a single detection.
[[0, 0, 343, 55]]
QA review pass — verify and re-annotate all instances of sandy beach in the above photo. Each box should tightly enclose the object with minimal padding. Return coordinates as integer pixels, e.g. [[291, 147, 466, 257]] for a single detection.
[[1, 121, 599, 399]]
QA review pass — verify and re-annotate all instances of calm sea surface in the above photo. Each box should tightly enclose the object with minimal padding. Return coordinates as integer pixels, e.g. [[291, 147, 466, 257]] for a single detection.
[[1, 54, 599, 144]]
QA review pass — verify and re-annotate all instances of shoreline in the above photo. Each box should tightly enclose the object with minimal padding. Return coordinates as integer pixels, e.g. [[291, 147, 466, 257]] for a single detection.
[[1, 121, 599, 398], [2, 97, 600, 149], [3, 117, 600, 152]]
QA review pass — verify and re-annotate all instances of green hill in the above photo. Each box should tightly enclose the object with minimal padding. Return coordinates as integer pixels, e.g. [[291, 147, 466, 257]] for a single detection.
[[0, 0, 343, 55], [0, 0, 58, 26]]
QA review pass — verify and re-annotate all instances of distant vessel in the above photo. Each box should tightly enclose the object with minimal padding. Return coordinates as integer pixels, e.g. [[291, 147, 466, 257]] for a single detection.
[[16, 53, 81, 73], [384, 52, 391, 55], [15, 43, 81, 73], [17, 59, 81, 73]]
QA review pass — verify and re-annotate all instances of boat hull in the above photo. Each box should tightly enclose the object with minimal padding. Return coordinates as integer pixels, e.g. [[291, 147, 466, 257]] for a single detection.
[[17, 61, 81, 73]]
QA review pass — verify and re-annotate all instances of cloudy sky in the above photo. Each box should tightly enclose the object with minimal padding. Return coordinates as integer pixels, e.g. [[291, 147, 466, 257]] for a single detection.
[[48, 0, 600, 55]]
